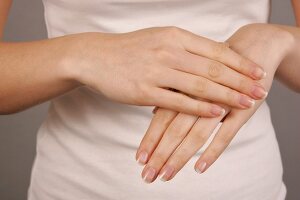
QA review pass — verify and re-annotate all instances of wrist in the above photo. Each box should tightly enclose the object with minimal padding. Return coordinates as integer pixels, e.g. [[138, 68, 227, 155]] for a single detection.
[[272, 24, 298, 67], [249, 23, 295, 67], [57, 32, 106, 88]]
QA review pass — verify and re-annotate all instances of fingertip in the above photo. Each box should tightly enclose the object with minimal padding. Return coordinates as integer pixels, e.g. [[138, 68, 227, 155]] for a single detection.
[[195, 161, 207, 174], [252, 66, 266, 80], [136, 150, 149, 166], [210, 105, 226, 117]]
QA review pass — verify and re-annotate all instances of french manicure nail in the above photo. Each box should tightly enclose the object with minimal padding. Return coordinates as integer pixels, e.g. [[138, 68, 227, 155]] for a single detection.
[[253, 67, 266, 79], [239, 95, 255, 108], [252, 85, 268, 99], [143, 167, 156, 183], [195, 162, 207, 174], [137, 151, 148, 165], [211, 105, 225, 116], [158, 165, 175, 182]]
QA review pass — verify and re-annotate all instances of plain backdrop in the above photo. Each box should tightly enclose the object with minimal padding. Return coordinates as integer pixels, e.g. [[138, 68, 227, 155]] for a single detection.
[[0, 0, 299, 199]]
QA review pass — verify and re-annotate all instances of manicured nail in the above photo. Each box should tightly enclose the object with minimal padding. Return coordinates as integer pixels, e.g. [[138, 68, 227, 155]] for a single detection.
[[211, 105, 226, 116], [253, 67, 266, 79], [142, 167, 156, 183], [252, 85, 268, 99], [239, 95, 255, 108], [158, 165, 175, 182], [137, 151, 148, 165], [152, 106, 158, 114], [195, 162, 207, 174]]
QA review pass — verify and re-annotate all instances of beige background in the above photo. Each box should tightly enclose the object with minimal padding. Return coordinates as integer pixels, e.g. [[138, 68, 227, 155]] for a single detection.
[[0, 0, 299, 199]]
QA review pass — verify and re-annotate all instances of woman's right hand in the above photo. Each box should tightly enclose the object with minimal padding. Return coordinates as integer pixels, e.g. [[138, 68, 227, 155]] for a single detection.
[[70, 26, 267, 117]]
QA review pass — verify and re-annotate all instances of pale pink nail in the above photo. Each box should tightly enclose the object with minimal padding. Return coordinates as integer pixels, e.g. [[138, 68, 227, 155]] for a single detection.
[[239, 95, 255, 108], [158, 165, 175, 182], [137, 151, 148, 165], [143, 167, 156, 183], [195, 162, 207, 174], [252, 85, 268, 99], [211, 105, 225, 116], [252, 67, 266, 79]]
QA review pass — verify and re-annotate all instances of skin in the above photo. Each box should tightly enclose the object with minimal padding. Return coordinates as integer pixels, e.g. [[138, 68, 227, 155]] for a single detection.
[[1, 0, 297, 186], [0, 0, 268, 116], [292, 0, 300, 26], [137, 15, 300, 183]]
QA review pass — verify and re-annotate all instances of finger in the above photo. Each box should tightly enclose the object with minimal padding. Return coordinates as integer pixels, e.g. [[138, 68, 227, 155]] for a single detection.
[[150, 87, 226, 117], [157, 109, 229, 181], [160, 69, 256, 109], [136, 108, 177, 165], [152, 106, 158, 114], [141, 113, 198, 183], [179, 30, 266, 80], [172, 50, 268, 100], [194, 109, 250, 174]]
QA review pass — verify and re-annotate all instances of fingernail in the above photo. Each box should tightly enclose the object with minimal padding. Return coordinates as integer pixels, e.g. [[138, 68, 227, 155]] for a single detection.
[[252, 85, 268, 99], [239, 95, 255, 108], [142, 167, 156, 183], [152, 106, 158, 114], [253, 67, 266, 79], [137, 151, 148, 165], [195, 162, 207, 174], [211, 105, 226, 116], [158, 165, 175, 182]]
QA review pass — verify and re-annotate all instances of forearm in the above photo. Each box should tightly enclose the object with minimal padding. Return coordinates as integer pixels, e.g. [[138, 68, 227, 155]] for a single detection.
[[272, 24, 300, 92], [0, 34, 84, 114], [0, 0, 11, 39]]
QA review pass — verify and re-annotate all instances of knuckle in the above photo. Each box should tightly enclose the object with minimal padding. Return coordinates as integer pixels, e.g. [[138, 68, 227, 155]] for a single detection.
[[146, 136, 159, 147], [193, 132, 207, 143], [164, 26, 183, 37], [211, 42, 228, 60], [196, 102, 206, 115], [154, 46, 176, 63], [145, 66, 161, 82], [156, 110, 175, 125], [238, 57, 249, 74], [133, 84, 153, 105], [237, 78, 249, 92], [208, 62, 224, 79], [172, 148, 191, 166], [172, 94, 186, 109], [225, 89, 237, 105], [208, 148, 220, 161], [193, 79, 208, 95], [217, 134, 232, 146], [152, 151, 166, 165], [158, 26, 183, 42], [167, 125, 186, 139]]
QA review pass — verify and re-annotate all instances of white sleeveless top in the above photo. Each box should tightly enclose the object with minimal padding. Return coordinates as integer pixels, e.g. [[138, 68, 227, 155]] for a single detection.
[[28, 0, 286, 199]]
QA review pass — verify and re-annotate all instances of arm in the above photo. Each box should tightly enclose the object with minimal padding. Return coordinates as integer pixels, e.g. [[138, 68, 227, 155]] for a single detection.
[[0, 0, 82, 114], [292, 0, 300, 26], [0, 0, 11, 39], [0, 0, 267, 115], [274, 1, 300, 92]]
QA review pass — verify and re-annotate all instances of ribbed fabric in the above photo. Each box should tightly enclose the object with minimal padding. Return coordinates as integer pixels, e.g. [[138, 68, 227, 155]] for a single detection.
[[28, 0, 286, 199]]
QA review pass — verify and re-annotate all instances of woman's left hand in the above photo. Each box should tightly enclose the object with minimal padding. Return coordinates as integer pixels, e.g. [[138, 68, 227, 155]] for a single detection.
[[135, 23, 295, 183]]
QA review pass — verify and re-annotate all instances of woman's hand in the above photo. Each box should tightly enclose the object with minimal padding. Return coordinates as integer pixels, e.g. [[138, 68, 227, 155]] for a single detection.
[[71, 27, 267, 117], [136, 23, 294, 183]]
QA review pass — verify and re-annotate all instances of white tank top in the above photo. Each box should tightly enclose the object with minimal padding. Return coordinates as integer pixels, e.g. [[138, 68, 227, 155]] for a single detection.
[[28, 0, 286, 199]]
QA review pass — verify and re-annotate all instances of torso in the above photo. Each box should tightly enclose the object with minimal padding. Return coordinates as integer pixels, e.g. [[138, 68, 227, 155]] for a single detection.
[[28, 0, 286, 199]]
